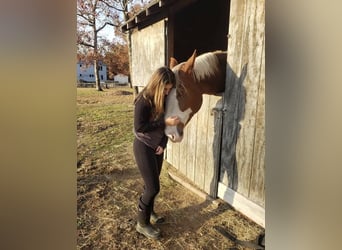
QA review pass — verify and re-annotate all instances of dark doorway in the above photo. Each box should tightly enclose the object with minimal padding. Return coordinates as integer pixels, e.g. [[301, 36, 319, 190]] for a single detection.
[[173, 0, 230, 61]]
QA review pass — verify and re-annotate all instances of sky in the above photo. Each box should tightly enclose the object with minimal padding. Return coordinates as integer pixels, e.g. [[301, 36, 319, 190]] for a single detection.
[[100, 25, 115, 42]]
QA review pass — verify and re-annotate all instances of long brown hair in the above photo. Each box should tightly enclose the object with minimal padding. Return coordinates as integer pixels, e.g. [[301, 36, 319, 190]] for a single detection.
[[135, 67, 176, 119]]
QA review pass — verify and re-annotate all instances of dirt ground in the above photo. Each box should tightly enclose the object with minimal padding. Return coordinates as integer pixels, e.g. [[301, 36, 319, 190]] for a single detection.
[[77, 87, 264, 249]]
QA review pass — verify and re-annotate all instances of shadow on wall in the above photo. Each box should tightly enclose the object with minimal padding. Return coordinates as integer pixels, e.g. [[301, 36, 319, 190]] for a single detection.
[[210, 63, 247, 196]]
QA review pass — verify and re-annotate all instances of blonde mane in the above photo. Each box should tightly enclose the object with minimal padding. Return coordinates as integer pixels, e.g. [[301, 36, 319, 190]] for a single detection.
[[193, 52, 220, 82]]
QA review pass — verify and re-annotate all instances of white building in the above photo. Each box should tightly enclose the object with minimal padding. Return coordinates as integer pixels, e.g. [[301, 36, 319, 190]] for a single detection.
[[114, 74, 129, 84], [77, 62, 107, 83]]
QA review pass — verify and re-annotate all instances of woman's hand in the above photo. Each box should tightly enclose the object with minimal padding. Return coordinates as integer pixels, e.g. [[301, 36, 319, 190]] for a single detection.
[[165, 116, 180, 126], [155, 146, 164, 155]]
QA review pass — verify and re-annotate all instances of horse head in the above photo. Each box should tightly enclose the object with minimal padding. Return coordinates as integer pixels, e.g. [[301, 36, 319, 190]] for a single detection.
[[165, 50, 226, 142]]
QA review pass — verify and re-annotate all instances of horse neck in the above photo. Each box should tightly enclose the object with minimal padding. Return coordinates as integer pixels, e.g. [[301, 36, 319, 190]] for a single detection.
[[196, 75, 225, 95], [196, 68, 226, 95], [194, 52, 227, 95]]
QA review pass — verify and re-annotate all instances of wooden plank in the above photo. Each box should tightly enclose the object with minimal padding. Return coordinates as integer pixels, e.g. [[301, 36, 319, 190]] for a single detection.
[[178, 123, 189, 176], [168, 143, 176, 168], [185, 111, 198, 182], [249, 94, 265, 206], [165, 144, 172, 164], [220, 62, 246, 191], [173, 129, 186, 175], [204, 97, 215, 195], [235, 0, 265, 200], [232, 0, 256, 198], [220, 0, 247, 190], [184, 134, 189, 176], [249, 32, 265, 206], [173, 134, 181, 170], [194, 95, 210, 191], [218, 182, 265, 227], [204, 95, 223, 197], [226, 0, 247, 76]]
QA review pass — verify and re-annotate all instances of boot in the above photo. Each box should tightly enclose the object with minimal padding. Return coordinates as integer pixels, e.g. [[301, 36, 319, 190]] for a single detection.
[[150, 202, 165, 224], [136, 200, 160, 239], [136, 221, 161, 239], [150, 211, 165, 224]]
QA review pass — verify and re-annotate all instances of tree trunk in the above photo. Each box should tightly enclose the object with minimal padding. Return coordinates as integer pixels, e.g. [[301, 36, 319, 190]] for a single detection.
[[126, 31, 133, 89], [93, 25, 102, 91], [94, 59, 103, 91]]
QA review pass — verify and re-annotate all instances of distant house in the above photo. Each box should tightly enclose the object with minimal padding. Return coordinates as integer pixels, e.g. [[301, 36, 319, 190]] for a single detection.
[[77, 62, 107, 83], [114, 74, 129, 85]]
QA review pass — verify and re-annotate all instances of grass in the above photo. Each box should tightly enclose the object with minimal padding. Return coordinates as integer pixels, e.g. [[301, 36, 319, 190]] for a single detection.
[[77, 87, 134, 170], [77, 87, 138, 249]]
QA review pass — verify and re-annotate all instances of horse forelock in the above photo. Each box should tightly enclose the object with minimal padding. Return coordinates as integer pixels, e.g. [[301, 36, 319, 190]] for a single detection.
[[193, 53, 220, 82]]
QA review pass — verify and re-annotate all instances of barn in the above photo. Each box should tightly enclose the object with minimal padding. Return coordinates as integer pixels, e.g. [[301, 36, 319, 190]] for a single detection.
[[122, 0, 265, 227]]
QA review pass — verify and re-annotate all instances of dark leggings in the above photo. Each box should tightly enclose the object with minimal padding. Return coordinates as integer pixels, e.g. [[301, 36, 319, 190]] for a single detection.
[[133, 138, 163, 209]]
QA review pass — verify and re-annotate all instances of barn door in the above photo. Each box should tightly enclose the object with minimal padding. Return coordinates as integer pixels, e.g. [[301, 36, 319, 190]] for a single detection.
[[166, 94, 224, 197], [217, 0, 265, 227]]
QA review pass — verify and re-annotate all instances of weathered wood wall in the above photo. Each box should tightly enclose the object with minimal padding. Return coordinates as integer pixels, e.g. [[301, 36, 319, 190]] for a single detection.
[[131, 20, 166, 88], [166, 95, 223, 196], [218, 0, 265, 226]]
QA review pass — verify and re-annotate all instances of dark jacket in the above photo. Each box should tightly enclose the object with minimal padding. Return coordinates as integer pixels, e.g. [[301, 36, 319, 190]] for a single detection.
[[133, 96, 168, 150]]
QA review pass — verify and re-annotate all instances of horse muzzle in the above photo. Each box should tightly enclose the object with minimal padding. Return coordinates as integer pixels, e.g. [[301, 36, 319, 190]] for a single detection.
[[165, 124, 184, 143]]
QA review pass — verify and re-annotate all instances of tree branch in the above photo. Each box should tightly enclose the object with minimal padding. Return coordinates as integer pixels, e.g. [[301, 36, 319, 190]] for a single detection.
[[77, 13, 95, 25], [99, 0, 125, 12], [96, 21, 119, 33], [78, 41, 95, 48]]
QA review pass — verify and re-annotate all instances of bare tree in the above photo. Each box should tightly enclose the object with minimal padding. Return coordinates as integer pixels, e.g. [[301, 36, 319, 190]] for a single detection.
[[77, 0, 146, 91], [77, 0, 117, 91], [97, 0, 148, 88]]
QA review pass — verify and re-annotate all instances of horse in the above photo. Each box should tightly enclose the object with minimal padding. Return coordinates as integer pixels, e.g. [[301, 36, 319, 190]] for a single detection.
[[164, 50, 227, 142]]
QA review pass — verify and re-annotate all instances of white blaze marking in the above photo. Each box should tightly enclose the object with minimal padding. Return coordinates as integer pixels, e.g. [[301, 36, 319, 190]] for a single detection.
[[164, 89, 192, 136]]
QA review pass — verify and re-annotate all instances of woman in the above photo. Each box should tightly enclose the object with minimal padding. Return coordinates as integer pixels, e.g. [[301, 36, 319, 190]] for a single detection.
[[133, 67, 180, 239]]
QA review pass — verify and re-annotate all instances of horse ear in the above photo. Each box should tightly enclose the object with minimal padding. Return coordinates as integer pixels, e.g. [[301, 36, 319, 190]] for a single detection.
[[169, 57, 178, 69], [183, 50, 197, 73]]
